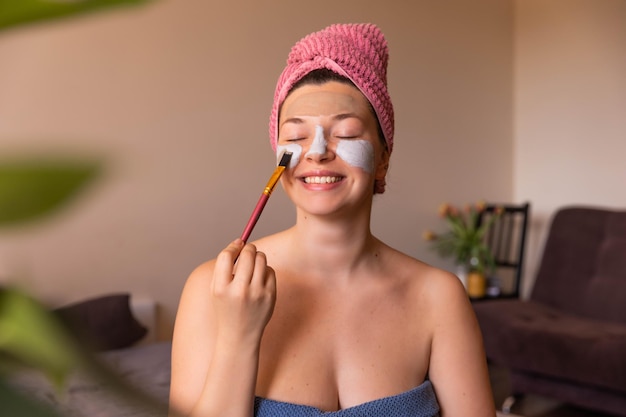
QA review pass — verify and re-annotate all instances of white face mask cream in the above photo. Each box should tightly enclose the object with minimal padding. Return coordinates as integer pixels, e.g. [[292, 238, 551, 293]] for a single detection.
[[276, 125, 375, 173], [305, 125, 327, 157], [276, 144, 302, 169], [336, 139, 375, 173]]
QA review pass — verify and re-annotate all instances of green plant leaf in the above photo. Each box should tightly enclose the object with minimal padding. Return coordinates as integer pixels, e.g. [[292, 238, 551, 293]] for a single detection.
[[0, 288, 170, 416], [0, 158, 101, 228], [0, 0, 153, 32], [0, 288, 80, 387], [0, 379, 64, 417]]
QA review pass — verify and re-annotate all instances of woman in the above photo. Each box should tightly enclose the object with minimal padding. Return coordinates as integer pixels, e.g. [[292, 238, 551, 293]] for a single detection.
[[170, 23, 496, 417]]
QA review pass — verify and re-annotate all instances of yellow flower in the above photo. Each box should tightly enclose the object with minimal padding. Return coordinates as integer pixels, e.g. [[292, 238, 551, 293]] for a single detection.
[[423, 230, 437, 241], [437, 203, 450, 218]]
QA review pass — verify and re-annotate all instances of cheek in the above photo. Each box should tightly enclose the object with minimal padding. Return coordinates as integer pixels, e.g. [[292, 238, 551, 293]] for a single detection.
[[335, 140, 375, 173], [276, 144, 303, 169]]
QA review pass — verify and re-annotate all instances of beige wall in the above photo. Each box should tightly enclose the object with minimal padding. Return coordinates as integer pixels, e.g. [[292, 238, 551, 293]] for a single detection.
[[0, 0, 514, 339], [514, 0, 626, 296]]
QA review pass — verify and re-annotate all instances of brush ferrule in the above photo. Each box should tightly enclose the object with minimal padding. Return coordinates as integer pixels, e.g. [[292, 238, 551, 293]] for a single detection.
[[264, 166, 286, 195]]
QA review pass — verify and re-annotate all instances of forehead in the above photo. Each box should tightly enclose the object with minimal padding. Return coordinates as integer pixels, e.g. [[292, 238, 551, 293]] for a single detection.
[[280, 81, 373, 121]]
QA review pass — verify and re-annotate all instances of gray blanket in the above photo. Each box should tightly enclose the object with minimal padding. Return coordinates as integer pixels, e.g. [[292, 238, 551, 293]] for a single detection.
[[8, 342, 171, 417]]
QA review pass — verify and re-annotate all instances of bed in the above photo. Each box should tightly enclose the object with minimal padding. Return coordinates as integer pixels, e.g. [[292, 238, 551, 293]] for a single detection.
[[6, 293, 172, 417]]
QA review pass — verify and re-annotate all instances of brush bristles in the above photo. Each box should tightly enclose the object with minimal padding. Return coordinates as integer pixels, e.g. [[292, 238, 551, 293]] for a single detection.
[[278, 151, 293, 167]]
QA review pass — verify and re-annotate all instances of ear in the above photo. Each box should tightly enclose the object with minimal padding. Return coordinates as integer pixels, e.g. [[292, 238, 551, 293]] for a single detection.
[[373, 148, 390, 194], [375, 147, 390, 181]]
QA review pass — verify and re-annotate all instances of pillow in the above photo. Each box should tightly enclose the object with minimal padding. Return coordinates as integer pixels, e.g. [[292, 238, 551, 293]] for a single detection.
[[54, 293, 147, 351]]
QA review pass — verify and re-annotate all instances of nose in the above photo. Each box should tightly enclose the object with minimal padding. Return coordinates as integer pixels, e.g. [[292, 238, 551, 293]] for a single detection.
[[305, 125, 333, 162]]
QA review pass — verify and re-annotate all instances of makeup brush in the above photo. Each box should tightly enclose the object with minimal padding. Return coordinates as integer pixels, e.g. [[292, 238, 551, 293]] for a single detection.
[[240, 151, 293, 243]]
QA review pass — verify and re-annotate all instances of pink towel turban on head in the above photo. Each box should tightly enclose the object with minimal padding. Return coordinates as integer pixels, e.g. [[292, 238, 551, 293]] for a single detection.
[[269, 23, 394, 156]]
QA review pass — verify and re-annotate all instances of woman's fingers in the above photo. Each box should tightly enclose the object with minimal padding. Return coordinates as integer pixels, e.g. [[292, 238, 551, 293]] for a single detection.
[[213, 239, 275, 293], [232, 243, 259, 285], [251, 251, 268, 286], [210, 239, 277, 344], [213, 239, 244, 288]]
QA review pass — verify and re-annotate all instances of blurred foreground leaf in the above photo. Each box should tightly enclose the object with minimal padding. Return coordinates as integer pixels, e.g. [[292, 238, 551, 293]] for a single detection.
[[0, 379, 63, 417], [0, 288, 171, 416], [0, 0, 161, 414], [0, 158, 100, 228], [0, 288, 80, 387], [0, 0, 153, 32]]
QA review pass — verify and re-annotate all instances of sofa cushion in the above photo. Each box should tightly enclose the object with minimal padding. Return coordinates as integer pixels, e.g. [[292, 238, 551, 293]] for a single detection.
[[474, 299, 626, 393], [510, 370, 626, 417], [53, 293, 147, 351], [531, 207, 626, 324]]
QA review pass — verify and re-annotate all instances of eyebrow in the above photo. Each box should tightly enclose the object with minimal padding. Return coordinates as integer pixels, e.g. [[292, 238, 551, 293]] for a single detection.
[[281, 117, 305, 126], [333, 113, 362, 121]]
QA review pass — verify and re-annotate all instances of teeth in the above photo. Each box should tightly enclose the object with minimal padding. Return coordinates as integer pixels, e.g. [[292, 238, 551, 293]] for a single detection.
[[304, 176, 342, 184]]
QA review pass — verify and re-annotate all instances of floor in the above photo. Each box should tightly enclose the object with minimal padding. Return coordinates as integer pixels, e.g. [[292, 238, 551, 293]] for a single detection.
[[489, 364, 617, 417]]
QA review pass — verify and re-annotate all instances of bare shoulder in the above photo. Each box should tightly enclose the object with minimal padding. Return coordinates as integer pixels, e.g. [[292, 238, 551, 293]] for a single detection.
[[183, 259, 216, 294], [417, 262, 472, 314], [382, 245, 467, 305], [172, 258, 217, 347], [172, 259, 219, 348], [390, 249, 475, 328], [380, 246, 479, 344]]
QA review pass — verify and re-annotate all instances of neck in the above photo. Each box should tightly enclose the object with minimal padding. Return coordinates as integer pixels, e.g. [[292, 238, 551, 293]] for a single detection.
[[286, 208, 379, 280]]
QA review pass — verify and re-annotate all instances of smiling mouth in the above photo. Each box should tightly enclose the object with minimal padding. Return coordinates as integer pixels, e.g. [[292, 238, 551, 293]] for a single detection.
[[303, 176, 343, 184]]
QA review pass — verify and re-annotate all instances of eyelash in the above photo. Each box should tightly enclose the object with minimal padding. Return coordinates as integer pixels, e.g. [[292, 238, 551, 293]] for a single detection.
[[282, 132, 362, 142]]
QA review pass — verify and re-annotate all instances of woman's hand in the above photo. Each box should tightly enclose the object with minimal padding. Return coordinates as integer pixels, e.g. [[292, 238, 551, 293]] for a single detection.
[[211, 239, 277, 348], [169, 239, 276, 417]]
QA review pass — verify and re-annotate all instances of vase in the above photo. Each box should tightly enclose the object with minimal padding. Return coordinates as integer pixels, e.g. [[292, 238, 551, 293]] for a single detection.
[[467, 271, 486, 298]]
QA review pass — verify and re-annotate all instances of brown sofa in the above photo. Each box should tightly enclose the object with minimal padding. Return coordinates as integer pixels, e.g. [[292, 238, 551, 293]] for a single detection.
[[473, 206, 626, 416]]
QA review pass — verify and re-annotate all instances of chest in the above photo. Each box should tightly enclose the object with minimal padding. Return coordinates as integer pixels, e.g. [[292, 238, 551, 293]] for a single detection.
[[255, 277, 432, 411]]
